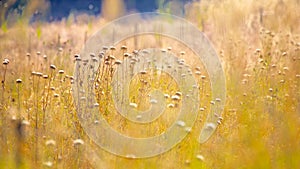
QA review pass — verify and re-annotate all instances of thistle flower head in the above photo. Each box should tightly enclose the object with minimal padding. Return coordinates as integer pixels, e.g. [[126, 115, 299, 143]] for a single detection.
[[2, 58, 9, 65], [45, 139, 56, 146], [102, 46, 109, 50], [73, 139, 84, 146], [50, 64, 56, 70], [43, 161, 53, 167], [110, 46, 116, 51], [16, 79, 22, 83], [115, 60, 122, 65], [58, 70, 65, 74], [196, 154, 204, 161]]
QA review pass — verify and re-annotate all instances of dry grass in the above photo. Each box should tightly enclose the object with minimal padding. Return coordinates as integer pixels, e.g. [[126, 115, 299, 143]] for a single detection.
[[0, 0, 300, 168]]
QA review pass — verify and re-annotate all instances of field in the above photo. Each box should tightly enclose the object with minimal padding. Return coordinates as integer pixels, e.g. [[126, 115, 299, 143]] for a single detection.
[[0, 0, 300, 168]]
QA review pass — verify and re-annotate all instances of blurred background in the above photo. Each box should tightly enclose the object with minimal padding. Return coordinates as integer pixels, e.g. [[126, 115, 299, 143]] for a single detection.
[[0, 0, 196, 25]]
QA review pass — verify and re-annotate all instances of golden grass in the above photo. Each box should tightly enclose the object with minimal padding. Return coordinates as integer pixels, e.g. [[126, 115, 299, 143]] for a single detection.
[[0, 0, 299, 168]]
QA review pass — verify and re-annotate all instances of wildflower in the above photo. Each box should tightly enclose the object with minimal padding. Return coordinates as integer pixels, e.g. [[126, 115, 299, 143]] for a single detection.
[[90, 53, 95, 57], [2, 58, 9, 65], [50, 64, 56, 70], [150, 99, 158, 104], [282, 52, 287, 56], [161, 48, 167, 53], [58, 70, 64, 74], [171, 95, 180, 101], [164, 94, 170, 98], [110, 46, 116, 50], [121, 45, 127, 50], [45, 139, 56, 146], [136, 115, 142, 119], [125, 154, 136, 159], [94, 103, 99, 107], [133, 50, 138, 54], [108, 55, 115, 60], [73, 139, 84, 146], [16, 79, 22, 83], [129, 103, 138, 108], [185, 127, 192, 133], [21, 120, 30, 126], [167, 103, 175, 108], [124, 53, 130, 57], [205, 123, 216, 130], [115, 60, 122, 65], [140, 70, 147, 74], [196, 154, 204, 161], [176, 120, 186, 127], [36, 72, 43, 77], [175, 92, 182, 97], [102, 46, 109, 50], [43, 161, 53, 167]]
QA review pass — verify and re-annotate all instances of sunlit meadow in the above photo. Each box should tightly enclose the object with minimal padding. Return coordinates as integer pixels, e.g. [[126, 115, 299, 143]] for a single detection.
[[0, 0, 299, 169]]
